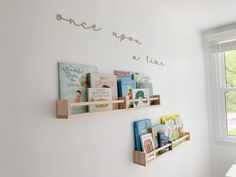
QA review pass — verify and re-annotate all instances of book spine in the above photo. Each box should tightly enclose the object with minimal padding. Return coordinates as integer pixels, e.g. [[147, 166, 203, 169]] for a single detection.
[[117, 80, 122, 97], [87, 73, 91, 88], [133, 123, 142, 151]]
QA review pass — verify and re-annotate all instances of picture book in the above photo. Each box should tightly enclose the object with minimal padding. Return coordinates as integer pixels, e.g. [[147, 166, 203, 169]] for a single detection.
[[58, 62, 97, 114], [114, 70, 132, 80], [132, 73, 150, 82], [88, 73, 118, 109], [149, 124, 166, 149], [136, 81, 153, 97], [161, 113, 181, 141], [175, 116, 184, 137], [131, 72, 139, 81], [133, 119, 152, 151], [140, 133, 156, 161], [117, 79, 136, 97], [158, 127, 170, 153], [132, 89, 150, 107], [88, 88, 112, 112]]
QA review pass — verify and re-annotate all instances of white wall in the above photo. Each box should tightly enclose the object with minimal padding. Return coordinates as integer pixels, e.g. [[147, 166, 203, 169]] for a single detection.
[[1, 0, 211, 177], [210, 141, 236, 177]]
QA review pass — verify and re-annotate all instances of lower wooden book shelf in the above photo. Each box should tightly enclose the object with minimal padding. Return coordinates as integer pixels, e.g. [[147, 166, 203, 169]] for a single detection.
[[133, 132, 190, 166]]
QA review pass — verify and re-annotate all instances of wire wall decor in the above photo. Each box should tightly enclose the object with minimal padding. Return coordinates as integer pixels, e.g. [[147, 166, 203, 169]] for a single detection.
[[112, 31, 143, 45], [56, 13, 168, 68], [133, 55, 168, 68], [56, 14, 102, 32]]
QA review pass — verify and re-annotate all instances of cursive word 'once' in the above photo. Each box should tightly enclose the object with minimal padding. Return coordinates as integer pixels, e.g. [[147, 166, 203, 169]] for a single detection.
[[56, 14, 102, 31]]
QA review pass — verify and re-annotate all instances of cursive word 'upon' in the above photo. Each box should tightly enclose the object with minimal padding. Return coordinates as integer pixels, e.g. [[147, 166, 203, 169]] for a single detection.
[[112, 31, 143, 45]]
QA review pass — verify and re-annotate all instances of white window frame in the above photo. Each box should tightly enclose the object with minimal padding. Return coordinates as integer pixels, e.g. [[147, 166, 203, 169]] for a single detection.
[[204, 27, 236, 143], [215, 52, 236, 142]]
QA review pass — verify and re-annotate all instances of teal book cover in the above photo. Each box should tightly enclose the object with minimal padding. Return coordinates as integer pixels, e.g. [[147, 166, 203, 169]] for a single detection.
[[133, 119, 152, 151], [151, 124, 166, 149], [117, 79, 136, 97], [136, 81, 153, 97], [58, 62, 97, 114]]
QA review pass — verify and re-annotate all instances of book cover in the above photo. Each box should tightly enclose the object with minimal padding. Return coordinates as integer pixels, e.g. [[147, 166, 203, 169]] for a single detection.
[[150, 124, 166, 149], [58, 62, 97, 114], [88, 88, 112, 112], [117, 79, 136, 97], [136, 82, 153, 97], [158, 127, 170, 152], [140, 133, 156, 161], [132, 89, 150, 107], [88, 73, 118, 109], [161, 113, 182, 141], [131, 72, 139, 81], [132, 73, 150, 82], [133, 119, 152, 151], [114, 70, 132, 80], [175, 116, 184, 137]]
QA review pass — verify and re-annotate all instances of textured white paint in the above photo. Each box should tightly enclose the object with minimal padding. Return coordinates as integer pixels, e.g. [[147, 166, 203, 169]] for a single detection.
[[1, 0, 211, 177], [158, 0, 236, 30]]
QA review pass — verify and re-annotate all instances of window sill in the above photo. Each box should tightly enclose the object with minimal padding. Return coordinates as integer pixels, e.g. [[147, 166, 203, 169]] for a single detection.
[[214, 137, 236, 146]]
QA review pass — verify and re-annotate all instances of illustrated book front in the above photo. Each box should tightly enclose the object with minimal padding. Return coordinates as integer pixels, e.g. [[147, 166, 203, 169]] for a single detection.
[[150, 124, 166, 149], [87, 88, 112, 112], [136, 81, 153, 97], [88, 73, 118, 109], [58, 62, 97, 113], [133, 119, 152, 151], [140, 133, 156, 161], [161, 113, 182, 141], [132, 88, 150, 107]]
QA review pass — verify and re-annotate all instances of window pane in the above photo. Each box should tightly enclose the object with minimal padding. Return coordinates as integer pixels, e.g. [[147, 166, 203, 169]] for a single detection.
[[226, 91, 236, 136], [225, 51, 236, 88]]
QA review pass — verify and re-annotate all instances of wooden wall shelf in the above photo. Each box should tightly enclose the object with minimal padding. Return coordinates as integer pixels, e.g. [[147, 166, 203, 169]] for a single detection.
[[56, 95, 160, 119], [133, 132, 190, 166]]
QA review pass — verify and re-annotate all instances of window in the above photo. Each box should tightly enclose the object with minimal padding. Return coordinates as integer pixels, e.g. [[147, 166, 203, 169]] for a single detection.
[[224, 51, 236, 136], [205, 31, 236, 141]]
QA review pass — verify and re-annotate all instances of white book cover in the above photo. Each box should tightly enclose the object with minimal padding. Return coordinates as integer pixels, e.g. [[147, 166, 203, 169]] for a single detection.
[[88, 88, 112, 112], [132, 88, 150, 107], [88, 73, 118, 109], [140, 133, 156, 161]]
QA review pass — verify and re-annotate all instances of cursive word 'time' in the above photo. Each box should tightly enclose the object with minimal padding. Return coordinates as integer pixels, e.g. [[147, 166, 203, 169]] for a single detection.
[[146, 56, 166, 66], [132, 55, 168, 68], [112, 31, 143, 45], [56, 14, 102, 31]]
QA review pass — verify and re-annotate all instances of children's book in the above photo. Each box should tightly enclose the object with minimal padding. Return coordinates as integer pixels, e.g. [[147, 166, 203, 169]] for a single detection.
[[132, 73, 150, 82], [114, 70, 132, 80], [88, 73, 118, 109], [150, 124, 166, 149], [132, 89, 150, 107], [136, 82, 153, 97], [117, 79, 136, 97], [140, 133, 156, 161], [161, 113, 182, 141], [175, 116, 184, 137], [131, 72, 139, 81], [158, 126, 170, 152], [58, 62, 97, 113], [133, 119, 152, 151], [88, 88, 112, 112]]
